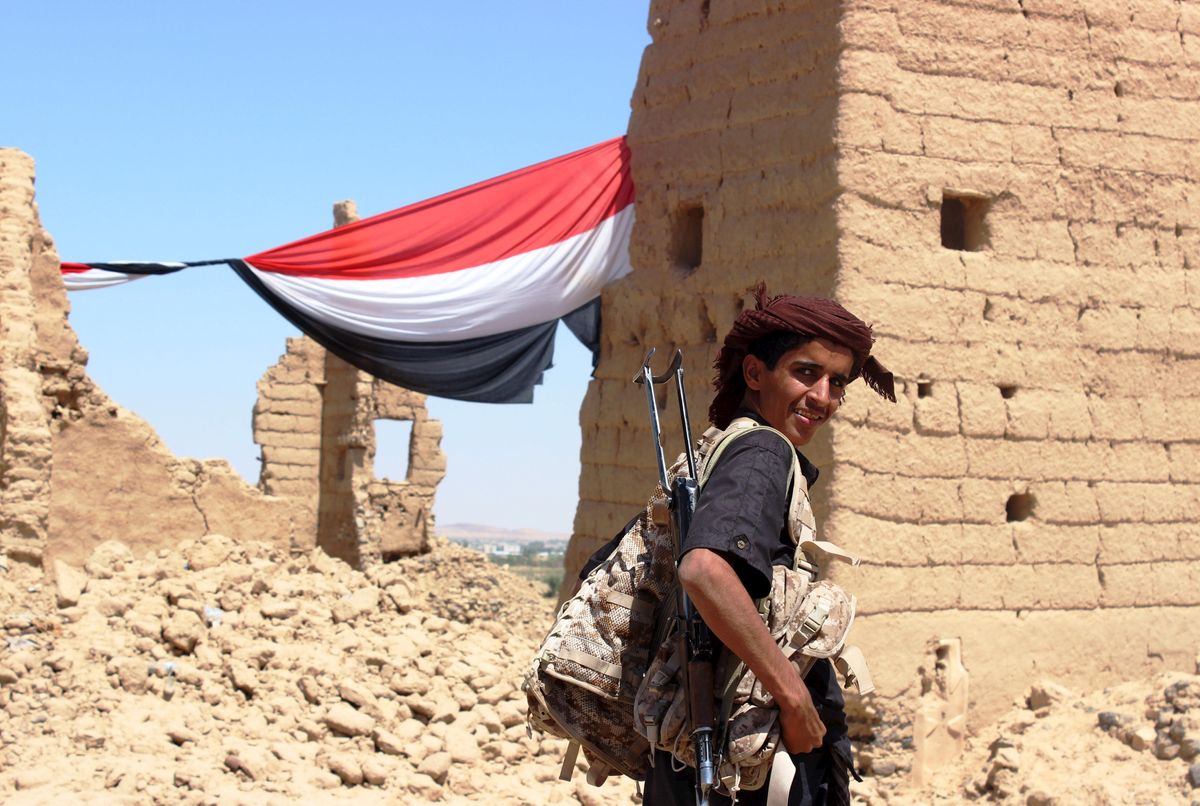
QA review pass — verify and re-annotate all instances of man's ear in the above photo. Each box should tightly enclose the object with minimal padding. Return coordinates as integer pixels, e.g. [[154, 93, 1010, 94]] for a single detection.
[[743, 354, 765, 391]]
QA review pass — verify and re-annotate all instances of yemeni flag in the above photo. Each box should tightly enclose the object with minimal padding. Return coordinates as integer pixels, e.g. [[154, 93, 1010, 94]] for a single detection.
[[59, 261, 192, 289], [61, 137, 634, 403]]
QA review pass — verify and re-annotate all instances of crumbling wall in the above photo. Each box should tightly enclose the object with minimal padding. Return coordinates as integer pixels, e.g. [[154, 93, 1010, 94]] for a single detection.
[[0, 153, 443, 570], [316, 352, 364, 565], [568, 0, 845, 579], [830, 0, 1200, 729], [0, 149, 55, 562], [0, 149, 303, 567], [569, 0, 1200, 749], [258, 202, 447, 568], [366, 380, 446, 561], [253, 335, 325, 551], [309, 351, 445, 566]]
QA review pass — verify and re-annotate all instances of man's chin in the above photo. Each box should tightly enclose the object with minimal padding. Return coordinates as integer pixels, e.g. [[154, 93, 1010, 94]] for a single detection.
[[785, 418, 824, 447], [785, 427, 815, 448]]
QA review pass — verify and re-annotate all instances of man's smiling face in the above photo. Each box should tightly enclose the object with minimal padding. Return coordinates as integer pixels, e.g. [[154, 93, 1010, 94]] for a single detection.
[[742, 337, 855, 448]]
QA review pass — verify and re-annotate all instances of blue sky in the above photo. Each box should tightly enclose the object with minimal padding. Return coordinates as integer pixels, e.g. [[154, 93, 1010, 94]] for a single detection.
[[3, 1, 651, 534]]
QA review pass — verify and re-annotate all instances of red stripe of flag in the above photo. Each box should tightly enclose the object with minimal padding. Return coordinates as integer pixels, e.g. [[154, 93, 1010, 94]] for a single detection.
[[244, 136, 633, 281]]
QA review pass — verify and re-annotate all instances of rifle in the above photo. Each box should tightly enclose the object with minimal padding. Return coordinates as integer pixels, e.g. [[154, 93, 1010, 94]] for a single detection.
[[635, 348, 716, 806]]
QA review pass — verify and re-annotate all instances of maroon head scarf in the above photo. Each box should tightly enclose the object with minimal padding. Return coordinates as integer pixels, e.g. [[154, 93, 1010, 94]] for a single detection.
[[709, 285, 896, 428]]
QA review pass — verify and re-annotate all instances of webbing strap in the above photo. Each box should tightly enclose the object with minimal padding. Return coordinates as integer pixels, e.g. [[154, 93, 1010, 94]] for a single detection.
[[586, 761, 612, 786], [699, 419, 800, 763], [604, 590, 656, 622], [559, 740, 580, 781], [793, 598, 831, 647], [555, 646, 622, 680], [799, 539, 860, 569], [661, 647, 682, 682], [835, 645, 875, 695]]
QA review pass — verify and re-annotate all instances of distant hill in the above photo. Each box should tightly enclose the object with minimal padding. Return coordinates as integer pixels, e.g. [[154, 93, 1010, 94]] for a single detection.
[[437, 523, 569, 545]]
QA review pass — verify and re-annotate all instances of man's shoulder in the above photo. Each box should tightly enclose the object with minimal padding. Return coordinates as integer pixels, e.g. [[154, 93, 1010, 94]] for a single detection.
[[707, 426, 794, 477], [719, 425, 795, 459]]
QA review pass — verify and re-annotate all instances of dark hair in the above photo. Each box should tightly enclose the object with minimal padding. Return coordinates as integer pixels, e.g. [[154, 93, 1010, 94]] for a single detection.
[[747, 331, 813, 370]]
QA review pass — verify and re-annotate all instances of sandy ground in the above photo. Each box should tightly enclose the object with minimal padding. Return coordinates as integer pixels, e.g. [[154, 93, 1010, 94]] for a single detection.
[[1, 536, 1196, 804]]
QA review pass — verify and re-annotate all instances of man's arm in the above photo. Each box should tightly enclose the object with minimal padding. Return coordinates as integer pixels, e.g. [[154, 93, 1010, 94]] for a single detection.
[[678, 547, 825, 754]]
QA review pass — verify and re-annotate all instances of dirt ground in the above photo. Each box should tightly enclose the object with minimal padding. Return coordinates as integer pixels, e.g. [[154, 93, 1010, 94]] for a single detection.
[[1, 536, 1196, 804]]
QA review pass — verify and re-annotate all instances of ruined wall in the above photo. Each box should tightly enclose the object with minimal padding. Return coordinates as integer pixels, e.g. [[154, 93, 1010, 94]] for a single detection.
[[830, 0, 1200, 727], [1, 155, 444, 570], [260, 202, 447, 568], [0, 149, 55, 562], [316, 351, 363, 565], [365, 380, 446, 562], [0, 149, 301, 567], [253, 335, 325, 551], [568, 0, 846, 578], [571, 0, 1200, 741], [310, 352, 446, 566]]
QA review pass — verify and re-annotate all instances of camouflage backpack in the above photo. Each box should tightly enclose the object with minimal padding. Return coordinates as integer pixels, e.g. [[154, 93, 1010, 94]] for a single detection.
[[522, 418, 871, 788], [633, 566, 873, 796]]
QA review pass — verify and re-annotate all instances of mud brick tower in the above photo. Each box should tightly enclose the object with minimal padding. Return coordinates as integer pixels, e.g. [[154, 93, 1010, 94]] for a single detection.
[[567, 0, 1200, 741]]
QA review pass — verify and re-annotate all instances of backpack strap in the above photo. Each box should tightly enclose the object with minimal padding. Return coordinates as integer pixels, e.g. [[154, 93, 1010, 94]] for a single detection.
[[697, 418, 795, 493], [834, 645, 875, 695], [702, 419, 862, 575], [558, 740, 580, 781]]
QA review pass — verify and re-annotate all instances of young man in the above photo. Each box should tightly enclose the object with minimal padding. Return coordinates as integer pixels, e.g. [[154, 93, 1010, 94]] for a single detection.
[[644, 288, 894, 806]]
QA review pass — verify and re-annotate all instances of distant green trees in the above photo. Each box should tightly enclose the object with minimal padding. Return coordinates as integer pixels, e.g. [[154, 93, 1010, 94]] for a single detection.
[[482, 542, 566, 598]]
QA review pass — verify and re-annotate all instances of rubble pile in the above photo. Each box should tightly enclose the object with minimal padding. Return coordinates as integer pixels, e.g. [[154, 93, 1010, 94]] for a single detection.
[[857, 674, 1200, 805], [0, 536, 637, 804], [3, 532, 1197, 805]]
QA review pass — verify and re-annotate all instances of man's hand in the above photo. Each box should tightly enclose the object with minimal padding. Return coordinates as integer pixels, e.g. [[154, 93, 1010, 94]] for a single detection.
[[679, 549, 828, 754], [778, 685, 826, 754]]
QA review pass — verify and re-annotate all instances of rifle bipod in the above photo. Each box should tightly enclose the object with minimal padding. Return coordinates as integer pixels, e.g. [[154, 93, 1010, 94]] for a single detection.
[[634, 349, 716, 806]]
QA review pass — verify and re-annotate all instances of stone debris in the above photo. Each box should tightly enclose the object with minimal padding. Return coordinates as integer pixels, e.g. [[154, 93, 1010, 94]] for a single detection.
[[52, 560, 87, 609], [4, 536, 1200, 806], [1094, 678, 1200, 779], [3, 530, 1196, 806], [1026, 681, 1077, 712], [858, 674, 1200, 805], [0, 534, 638, 804]]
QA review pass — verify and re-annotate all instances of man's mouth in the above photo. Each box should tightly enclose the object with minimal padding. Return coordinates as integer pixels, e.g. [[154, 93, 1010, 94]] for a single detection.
[[793, 409, 825, 424]]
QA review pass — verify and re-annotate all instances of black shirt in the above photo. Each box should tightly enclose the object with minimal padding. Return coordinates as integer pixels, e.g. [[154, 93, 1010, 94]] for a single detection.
[[682, 416, 819, 601]]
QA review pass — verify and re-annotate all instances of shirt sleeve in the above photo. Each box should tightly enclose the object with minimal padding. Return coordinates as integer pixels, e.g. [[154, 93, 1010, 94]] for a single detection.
[[681, 430, 793, 600]]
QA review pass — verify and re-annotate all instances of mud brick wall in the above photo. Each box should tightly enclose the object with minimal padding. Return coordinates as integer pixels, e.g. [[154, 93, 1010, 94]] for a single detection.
[[253, 336, 325, 551], [0, 149, 302, 567], [256, 340, 445, 570], [367, 381, 446, 561], [244, 202, 448, 566], [568, 0, 846, 580], [569, 0, 1200, 726], [1, 156, 444, 570], [831, 0, 1200, 723], [0, 150, 55, 561]]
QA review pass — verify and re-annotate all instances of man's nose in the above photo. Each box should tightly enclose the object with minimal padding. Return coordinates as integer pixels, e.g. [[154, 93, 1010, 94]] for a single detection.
[[809, 376, 831, 406]]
